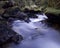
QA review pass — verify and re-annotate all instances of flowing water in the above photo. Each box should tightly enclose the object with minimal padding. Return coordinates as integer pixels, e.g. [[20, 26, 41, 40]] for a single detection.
[[5, 14, 60, 48]]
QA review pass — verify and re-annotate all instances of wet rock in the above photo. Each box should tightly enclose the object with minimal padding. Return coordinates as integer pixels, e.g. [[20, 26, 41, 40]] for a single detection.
[[12, 34, 23, 44], [1, 7, 31, 23], [24, 8, 43, 18], [0, 15, 3, 20], [2, 7, 27, 19], [24, 8, 41, 14], [0, 20, 23, 46], [24, 10, 38, 18]]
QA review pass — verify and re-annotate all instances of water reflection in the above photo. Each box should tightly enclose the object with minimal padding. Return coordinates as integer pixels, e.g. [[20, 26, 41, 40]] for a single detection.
[[6, 14, 60, 48]]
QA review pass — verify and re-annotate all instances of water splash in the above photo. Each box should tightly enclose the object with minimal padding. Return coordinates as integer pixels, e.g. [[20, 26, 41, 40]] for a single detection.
[[30, 14, 48, 22]]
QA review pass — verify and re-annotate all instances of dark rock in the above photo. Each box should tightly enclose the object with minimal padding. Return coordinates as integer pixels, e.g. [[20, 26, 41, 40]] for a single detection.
[[2, 1, 15, 9], [27, 13, 38, 18], [24, 8, 43, 14], [0, 15, 3, 20], [24, 8, 43, 18], [45, 13, 60, 24], [0, 20, 23, 46], [2, 7, 24, 18], [12, 34, 23, 44], [2, 7, 21, 18], [1, 7, 31, 23]]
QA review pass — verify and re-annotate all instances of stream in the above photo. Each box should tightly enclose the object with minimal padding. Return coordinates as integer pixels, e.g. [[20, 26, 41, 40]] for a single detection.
[[4, 14, 60, 48]]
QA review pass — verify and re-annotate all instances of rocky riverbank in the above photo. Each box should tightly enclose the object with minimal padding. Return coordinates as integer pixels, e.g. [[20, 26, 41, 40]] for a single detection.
[[0, 1, 24, 47]]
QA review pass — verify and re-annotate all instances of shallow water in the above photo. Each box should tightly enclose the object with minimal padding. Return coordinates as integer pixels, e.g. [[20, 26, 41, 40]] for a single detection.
[[5, 14, 60, 48]]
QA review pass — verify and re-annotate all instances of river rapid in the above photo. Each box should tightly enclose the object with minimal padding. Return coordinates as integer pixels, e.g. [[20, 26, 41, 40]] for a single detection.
[[4, 14, 60, 48]]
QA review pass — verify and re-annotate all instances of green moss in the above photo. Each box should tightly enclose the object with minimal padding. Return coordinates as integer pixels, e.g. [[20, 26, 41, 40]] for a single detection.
[[45, 7, 60, 15]]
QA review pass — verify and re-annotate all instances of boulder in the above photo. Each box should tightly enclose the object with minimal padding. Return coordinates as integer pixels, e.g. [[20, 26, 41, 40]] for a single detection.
[[2, 0, 15, 9], [1, 7, 31, 23], [24, 8, 43, 18], [0, 20, 23, 46]]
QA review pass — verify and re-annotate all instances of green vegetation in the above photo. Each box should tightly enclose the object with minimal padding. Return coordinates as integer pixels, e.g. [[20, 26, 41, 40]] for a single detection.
[[45, 7, 60, 15], [0, 0, 60, 14], [14, 0, 60, 15]]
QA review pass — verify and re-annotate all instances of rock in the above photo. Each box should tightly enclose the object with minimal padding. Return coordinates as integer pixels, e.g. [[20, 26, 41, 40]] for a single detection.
[[24, 9, 42, 14], [1, 7, 31, 23], [2, 0, 15, 9], [24, 8, 43, 18], [12, 34, 23, 44], [24, 9, 38, 18], [0, 20, 23, 46], [2, 7, 24, 18], [2, 7, 21, 18], [0, 15, 3, 20]]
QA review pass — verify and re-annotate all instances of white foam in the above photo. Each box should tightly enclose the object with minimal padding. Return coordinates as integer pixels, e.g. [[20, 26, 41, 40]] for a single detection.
[[30, 14, 48, 22]]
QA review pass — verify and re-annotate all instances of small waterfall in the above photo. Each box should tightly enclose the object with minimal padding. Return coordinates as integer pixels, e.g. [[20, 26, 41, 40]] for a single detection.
[[12, 14, 48, 38], [9, 14, 60, 48]]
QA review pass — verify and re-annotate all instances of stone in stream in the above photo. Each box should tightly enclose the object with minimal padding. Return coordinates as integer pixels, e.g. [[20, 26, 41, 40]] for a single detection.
[[0, 20, 23, 47]]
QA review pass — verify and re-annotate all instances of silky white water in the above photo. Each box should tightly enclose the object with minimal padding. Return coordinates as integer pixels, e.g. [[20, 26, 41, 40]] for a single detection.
[[6, 14, 60, 48]]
